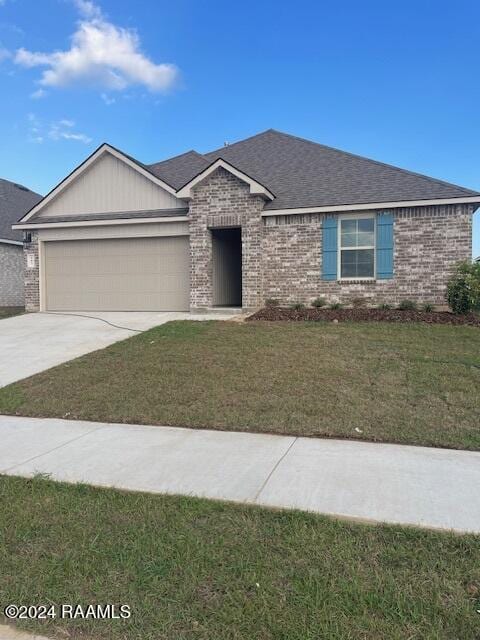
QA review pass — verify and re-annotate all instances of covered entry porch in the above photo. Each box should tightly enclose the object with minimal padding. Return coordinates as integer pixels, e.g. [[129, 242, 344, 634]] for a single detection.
[[211, 227, 242, 308]]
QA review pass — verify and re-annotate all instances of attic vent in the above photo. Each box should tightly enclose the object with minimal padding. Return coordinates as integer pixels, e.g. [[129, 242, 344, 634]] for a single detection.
[[14, 184, 30, 192]]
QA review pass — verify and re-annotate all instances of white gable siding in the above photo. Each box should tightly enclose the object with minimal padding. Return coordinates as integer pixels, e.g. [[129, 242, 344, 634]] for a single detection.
[[37, 152, 184, 218]]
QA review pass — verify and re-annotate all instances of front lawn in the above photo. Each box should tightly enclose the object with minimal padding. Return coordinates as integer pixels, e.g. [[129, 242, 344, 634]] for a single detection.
[[0, 320, 479, 450], [1, 475, 479, 640], [0, 306, 24, 320]]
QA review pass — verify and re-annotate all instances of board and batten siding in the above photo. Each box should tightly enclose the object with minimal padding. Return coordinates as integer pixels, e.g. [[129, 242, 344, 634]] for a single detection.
[[36, 152, 184, 218]]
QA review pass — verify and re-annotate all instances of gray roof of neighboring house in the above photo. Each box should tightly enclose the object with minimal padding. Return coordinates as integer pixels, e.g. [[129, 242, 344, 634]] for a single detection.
[[149, 129, 480, 211], [0, 178, 42, 242]]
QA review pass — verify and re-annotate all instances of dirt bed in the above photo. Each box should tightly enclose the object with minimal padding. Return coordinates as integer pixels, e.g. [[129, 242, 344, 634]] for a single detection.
[[248, 307, 480, 325]]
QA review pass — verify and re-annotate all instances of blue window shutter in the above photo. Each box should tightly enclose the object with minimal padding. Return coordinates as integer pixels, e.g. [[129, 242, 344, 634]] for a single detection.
[[376, 212, 394, 279], [322, 216, 338, 280]]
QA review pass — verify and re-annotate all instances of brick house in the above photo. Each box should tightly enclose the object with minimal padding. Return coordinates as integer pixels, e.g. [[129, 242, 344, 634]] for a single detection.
[[0, 178, 41, 307], [13, 129, 480, 312]]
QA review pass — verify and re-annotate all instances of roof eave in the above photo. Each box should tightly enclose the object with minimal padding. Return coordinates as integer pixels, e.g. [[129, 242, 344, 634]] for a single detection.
[[176, 157, 275, 201], [0, 237, 23, 246], [18, 143, 181, 225], [12, 215, 190, 231], [262, 195, 480, 216]]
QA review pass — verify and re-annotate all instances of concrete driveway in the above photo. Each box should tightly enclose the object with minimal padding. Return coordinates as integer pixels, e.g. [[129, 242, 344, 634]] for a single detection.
[[1, 415, 479, 533], [0, 311, 234, 388]]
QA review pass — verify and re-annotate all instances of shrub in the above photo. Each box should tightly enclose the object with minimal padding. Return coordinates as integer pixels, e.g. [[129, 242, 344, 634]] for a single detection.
[[350, 297, 367, 308], [330, 302, 342, 310], [265, 298, 279, 307], [398, 299, 417, 311], [446, 261, 480, 314], [290, 302, 305, 311], [378, 303, 391, 310], [311, 297, 327, 308], [422, 303, 434, 313]]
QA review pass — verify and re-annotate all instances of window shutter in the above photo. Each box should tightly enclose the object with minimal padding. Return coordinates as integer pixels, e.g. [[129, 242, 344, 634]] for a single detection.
[[322, 216, 338, 280], [376, 212, 394, 279]]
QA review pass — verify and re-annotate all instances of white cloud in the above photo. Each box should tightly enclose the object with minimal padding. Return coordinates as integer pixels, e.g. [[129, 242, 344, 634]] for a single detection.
[[16, 49, 51, 66], [49, 119, 92, 143], [57, 131, 92, 143], [27, 111, 40, 130], [101, 92, 115, 105], [14, 1, 178, 93], [30, 88, 46, 99], [27, 113, 92, 145], [73, 0, 102, 19], [27, 112, 44, 143]]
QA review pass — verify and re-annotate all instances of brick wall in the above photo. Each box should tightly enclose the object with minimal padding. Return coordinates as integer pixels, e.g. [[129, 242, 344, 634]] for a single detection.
[[23, 232, 40, 312], [0, 243, 24, 306], [19, 183, 474, 312], [189, 173, 473, 309], [262, 205, 473, 306], [189, 167, 265, 309]]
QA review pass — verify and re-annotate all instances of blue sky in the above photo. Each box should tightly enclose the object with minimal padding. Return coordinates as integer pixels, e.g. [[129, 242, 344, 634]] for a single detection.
[[0, 0, 479, 255]]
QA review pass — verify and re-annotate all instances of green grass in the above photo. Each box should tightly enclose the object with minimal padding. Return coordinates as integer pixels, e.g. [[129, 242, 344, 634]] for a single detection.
[[1, 475, 479, 640], [0, 320, 479, 450], [0, 306, 24, 320]]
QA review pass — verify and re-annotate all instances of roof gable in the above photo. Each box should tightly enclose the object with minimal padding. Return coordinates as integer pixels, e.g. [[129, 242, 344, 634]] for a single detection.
[[20, 144, 182, 223], [175, 158, 275, 200]]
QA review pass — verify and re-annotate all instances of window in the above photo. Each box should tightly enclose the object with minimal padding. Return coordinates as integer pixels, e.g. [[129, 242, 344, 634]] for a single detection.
[[339, 216, 375, 279]]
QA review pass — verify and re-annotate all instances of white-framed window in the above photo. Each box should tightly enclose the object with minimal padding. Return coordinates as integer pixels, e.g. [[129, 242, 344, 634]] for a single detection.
[[338, 214, 375, 280]]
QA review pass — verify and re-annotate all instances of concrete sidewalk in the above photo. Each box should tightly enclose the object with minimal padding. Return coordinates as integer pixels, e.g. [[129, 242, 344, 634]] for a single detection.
[[0, 625, 50, 640], [1, 415, 479, 533]]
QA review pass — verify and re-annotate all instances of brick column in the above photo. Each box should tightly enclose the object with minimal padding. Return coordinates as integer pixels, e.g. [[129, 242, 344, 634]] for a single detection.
[[24, 232, 40, 312], [189, 168, 265, 310]]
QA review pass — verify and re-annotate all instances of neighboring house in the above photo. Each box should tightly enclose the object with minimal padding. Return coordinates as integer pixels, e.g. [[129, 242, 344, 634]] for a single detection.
[[0, 178, 42, 307], [13, 129, 480, 312]]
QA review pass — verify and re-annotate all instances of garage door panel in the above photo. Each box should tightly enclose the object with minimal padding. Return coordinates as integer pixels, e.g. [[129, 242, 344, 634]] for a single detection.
[[46, 250, 188, 276], [44, 236, 190, 311]]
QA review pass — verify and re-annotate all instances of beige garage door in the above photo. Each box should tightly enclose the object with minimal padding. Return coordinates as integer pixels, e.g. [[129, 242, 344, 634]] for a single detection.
[[44, 236, 190, 311]]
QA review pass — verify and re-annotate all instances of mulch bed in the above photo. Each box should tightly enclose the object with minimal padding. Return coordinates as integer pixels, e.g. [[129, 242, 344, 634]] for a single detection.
[[247, 307, 480, 326]]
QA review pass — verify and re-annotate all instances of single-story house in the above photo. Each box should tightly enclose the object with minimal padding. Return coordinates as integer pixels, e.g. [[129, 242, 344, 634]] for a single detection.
[[0, 178, 42, 307], [13, 129, 480, 312]]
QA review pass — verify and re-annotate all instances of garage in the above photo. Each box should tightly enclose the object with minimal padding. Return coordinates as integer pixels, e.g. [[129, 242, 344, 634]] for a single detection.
[[44, 236, 190, 311]]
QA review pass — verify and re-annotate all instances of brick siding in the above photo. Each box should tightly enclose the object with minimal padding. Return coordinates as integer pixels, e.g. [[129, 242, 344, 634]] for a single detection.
[[262, 205, 473, 306], [0, 243, 24, 306], [189, 167, 265, 309], [24, 232, 40, 312], [21, 178, 474, 311], [189, 172, 473, 309]]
